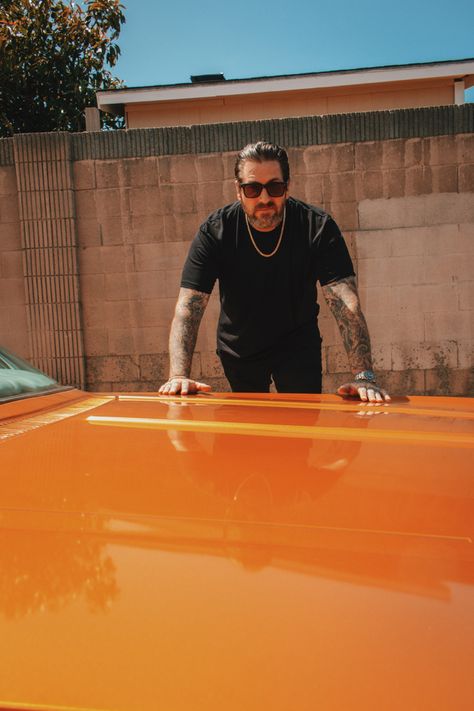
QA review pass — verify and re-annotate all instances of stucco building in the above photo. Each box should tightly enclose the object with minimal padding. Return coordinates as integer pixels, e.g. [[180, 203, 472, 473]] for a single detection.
[[96, 58, 474, 129]]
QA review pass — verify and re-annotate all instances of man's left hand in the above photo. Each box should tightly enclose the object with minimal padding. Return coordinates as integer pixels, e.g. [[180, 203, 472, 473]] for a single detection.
[[337, 380, 391, 403]]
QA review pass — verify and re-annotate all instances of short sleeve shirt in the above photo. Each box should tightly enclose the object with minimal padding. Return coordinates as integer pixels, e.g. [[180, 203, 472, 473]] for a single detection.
[[181, 197, 354, 360]]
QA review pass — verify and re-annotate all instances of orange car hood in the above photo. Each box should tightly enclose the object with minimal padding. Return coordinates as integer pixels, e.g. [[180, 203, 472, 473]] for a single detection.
[[0, 391, 473, 711]]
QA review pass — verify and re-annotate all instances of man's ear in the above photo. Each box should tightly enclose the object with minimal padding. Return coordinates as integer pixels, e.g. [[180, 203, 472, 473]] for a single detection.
[[235, 180, 241, 202], [285, 180, 290, 197]]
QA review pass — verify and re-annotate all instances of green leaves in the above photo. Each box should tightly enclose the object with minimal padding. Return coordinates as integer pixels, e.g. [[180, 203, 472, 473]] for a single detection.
[[0, 0, 126, 135]]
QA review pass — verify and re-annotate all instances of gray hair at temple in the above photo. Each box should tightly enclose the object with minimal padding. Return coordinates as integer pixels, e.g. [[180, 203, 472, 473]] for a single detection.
[[234, 141, 290, 184]]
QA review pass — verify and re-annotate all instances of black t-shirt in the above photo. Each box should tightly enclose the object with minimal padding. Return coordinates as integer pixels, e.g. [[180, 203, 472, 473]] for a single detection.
[[181, 197, 355, 360]]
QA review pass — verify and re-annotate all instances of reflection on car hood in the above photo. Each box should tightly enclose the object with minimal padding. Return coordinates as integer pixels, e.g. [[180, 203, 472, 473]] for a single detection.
[[1, 391, 473, 711]]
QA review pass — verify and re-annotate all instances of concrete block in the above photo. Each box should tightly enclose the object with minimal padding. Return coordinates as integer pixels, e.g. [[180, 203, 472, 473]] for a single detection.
[[323, 172, 356, 203], [104, 300, 135, 328], [83, 328, 108, 356], [328, 201, 358, 231], [458, 342, 473, 368], [196, 154, 224, 183], [404, 139, 423, 167], [74, 189, 96, 221], [355, 142, 383, 171], [195, 182, 224, 216], [358, 285, 392, 314], [100, 245, 128, 274], [139, 353, 170, 382], [372, 344, 392, 371], [73, 161, 95, 191], [424, 367, 463, 396], [357, 257, 392, 287], [103, 273, 131, 301], [459, 164, 474, 192], [422, 253, 472, 285], [129, 186, 163, 217], [424, 310, 472, 341], [322, 372, 352, 393], [383, 169, 406, 198], [86, 355, 139, 384], [76, 218, 101, 247], [421, 223, 468, 257], [134, 241, 188, 272], [405, 166, 427, 196], [95, 188, 125, 220], [129, 215, 165, 245], [223, 179, 237, 205], [457, 223, 474, 253], [0, 329, 30, 360], [0, 194, 20, 223], [331, 144, 355, 172], [168, 155, 198, 184], [392, 341, 458, 371], [449, 369, 474, 396], [99, 216, 127, 246], [382, 140, 405, 169], [458, 281, 474, 311], [382, 369, 425, 396], [356, 171, 384, 200], [161, 183, 197, 215], [0, 222, 21, 251], [0, 278, 25, 305], [0, 166, 17, 196], [82, 298, 105, 328], [164, 212, 200, 243], [427, 165, 458, 193], [1, 251, 23, 278], [418, 283, 459, 312], [135, 297, 176, 328], [457, 134, 474, 164], [423, 136, 457, 166], [389, 226, 427, 257], [135, 327, 169, 354], [164, 268, 183, 298], [389, 256, 425, 286], [286, 147, 306, 176], [133, 270, 167, 301], [290, 175, 307, 203], [326, 345, 350, 373], [157, 156, 171, 184], [120, 157, 158, 187], [304, 145, 332, 174], [304, 174, 323, 205], [79, 273, 105, 301], [223, 150, 240, 180], [359, 196, 425, 230], [107, 328, 135, 355], [95, 160, 121, 189]]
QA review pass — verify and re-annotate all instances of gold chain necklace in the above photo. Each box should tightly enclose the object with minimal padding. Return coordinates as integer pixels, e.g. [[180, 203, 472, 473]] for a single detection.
[[245, 208, 286, 258]]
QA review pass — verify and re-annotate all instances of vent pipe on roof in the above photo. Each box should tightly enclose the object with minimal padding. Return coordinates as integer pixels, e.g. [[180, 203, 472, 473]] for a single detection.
[[190, 73, 225, 83]]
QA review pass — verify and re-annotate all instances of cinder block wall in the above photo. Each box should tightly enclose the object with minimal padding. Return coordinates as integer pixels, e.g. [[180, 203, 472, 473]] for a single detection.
[[0, 106, 473, 395]]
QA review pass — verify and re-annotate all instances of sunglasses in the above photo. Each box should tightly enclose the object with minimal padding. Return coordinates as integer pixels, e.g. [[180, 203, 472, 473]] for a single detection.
[[239, 181, 287, 198]]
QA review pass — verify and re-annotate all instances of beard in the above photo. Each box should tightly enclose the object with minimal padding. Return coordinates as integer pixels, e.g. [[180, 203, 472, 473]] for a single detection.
[[246, 201, 285, 231]]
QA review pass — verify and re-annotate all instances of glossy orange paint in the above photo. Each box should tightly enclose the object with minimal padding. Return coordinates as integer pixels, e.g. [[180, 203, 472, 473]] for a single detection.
[[1, 390, 473, 711]]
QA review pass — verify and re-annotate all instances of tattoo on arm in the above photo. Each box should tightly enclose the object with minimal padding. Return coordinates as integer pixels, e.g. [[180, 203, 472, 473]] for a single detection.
[[169, 288, 210, 378], [322, 276, 373, 374]]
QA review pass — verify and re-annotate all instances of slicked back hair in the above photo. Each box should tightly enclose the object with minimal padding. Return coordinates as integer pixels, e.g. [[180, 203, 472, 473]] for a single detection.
[[234, 141, 290, 184]]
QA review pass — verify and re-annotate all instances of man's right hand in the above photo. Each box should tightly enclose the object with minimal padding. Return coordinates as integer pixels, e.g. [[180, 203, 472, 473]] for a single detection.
[[158, 377, 212, 396]]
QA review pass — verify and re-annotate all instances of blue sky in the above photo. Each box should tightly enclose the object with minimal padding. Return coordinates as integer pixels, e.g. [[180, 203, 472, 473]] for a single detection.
[[115, 0, 474, 100]]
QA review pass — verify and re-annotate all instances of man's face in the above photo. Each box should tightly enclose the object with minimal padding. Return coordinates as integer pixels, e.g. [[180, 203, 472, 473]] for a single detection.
[[235, 160, 289, 232]]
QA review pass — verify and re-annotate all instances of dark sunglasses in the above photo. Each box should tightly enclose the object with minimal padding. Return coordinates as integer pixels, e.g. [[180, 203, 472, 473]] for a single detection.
[[239, 181, 287, 198]]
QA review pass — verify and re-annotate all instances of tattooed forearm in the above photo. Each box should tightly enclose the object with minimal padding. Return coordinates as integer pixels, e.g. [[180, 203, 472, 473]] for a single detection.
[[169, 288, 210, 378], [322, 276, 373, 373]]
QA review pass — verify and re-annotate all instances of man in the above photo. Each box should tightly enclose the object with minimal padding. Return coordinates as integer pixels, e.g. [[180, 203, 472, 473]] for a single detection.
[[159, 141, 390, 402]]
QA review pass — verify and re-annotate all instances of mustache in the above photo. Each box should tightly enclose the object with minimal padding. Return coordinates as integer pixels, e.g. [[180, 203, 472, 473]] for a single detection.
[[255, 201, 276, 209]]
